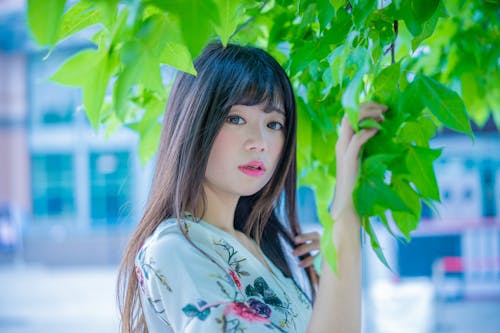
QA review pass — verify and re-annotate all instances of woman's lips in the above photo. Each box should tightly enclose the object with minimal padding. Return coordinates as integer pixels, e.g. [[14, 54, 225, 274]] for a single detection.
[[238, 161, 266, 177], [239, 166, 265, 176]]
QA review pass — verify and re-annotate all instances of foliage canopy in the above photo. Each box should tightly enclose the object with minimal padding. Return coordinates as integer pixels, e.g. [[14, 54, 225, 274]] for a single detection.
[[27, 0, 499, 270]]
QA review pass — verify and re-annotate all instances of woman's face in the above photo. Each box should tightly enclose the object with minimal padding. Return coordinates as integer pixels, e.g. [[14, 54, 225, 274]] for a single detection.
[[204, 103, 286, 200]]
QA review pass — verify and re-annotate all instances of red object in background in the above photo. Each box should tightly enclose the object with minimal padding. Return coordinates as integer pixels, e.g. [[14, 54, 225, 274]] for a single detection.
[[442, 257, 464, 273]]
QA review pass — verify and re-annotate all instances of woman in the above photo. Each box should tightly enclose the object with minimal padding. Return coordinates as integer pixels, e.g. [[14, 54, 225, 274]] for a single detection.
[[117, 42, 386, 333]]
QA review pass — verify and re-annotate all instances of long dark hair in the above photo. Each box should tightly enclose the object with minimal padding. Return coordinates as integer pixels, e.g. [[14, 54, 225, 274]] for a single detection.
[[117, 42, 318, 332]]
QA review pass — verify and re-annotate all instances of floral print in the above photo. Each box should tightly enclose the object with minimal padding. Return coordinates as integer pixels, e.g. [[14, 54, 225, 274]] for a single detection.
[[135, 218, 312, 333], [229, 269, 243, 291], [224, 301, 271, 323]]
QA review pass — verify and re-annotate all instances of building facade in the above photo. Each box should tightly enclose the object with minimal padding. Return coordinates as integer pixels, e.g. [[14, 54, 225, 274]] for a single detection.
[[0, 1, 153, 265]]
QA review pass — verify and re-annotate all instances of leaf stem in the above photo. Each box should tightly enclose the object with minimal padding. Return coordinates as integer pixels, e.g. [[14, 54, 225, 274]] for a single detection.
[[384, 20, 399, 64], [230, 0, 269, 40], [391, 20, 398, 64]]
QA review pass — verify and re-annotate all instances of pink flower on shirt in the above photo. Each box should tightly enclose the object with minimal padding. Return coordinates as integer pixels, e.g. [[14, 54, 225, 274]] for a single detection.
[[228, 269, 242, 291], [224, 302, 270, 324], [135, 266, 146, 293]]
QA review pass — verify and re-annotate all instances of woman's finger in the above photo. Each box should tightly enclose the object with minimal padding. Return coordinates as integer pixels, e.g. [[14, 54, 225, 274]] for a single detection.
[[336, 115, 354, 157], [345, 128, 379, 160], [359, 101, 388, 113], [358, 102, 388, 122], [358, 109, 385, 122], [294, 242, 320, 257], [299, 255, 317, 268], [294, 232, 320, 244]]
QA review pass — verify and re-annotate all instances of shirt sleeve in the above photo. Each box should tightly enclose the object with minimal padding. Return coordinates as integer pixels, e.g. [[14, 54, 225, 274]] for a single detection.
[[136, 232, 280, 333]]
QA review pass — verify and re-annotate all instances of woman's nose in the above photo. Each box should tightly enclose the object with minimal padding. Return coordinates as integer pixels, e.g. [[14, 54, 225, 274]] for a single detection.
[[245, 129, 267, 152]]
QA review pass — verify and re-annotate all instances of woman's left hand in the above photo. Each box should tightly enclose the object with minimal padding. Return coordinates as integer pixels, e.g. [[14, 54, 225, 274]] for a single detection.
[[293, 232, 321, 268]]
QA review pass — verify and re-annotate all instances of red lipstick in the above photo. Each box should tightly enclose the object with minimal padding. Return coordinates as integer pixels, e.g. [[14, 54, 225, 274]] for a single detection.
[[238, 161, 266, 177]]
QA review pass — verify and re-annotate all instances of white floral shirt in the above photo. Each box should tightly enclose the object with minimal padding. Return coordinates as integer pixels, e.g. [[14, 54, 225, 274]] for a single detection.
[[135, 217, 313, 333]]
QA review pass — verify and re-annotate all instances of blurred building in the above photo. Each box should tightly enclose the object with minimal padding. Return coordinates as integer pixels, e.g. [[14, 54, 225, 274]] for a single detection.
[[397, 134, 500, 299], [0, 1, 153, 265]]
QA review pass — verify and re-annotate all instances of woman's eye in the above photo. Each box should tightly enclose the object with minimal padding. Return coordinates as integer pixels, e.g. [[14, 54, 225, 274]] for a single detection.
[[226, 115, 245, 125], [268, 121, 284, 130]]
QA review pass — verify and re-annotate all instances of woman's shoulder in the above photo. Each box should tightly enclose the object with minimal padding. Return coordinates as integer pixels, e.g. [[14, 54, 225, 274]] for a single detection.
[[138, 218, 191, 257], [136, 217, 217, 266]]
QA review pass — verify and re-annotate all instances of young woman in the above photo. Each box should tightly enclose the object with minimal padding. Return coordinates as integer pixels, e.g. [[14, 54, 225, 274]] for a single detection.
[[117, 42, 386, 333]]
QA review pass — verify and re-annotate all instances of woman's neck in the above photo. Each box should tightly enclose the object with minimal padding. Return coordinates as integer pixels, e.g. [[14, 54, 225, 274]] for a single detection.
[[198, 185, 239, 235]]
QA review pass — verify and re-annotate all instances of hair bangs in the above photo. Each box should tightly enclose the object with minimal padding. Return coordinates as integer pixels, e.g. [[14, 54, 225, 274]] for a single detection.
[[224, 57, 287, 117]]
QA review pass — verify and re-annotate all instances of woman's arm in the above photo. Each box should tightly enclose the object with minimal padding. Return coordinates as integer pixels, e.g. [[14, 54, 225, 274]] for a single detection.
[[307, 102, 387, 333]]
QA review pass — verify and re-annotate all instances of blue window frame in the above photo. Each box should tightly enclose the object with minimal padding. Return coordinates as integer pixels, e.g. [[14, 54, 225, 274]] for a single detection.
[[89, 151, 131, 225], [31, 153, 75, 218]]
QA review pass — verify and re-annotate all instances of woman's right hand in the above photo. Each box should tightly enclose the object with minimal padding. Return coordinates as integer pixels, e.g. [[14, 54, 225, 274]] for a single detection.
[[330, 102, 387, 222]]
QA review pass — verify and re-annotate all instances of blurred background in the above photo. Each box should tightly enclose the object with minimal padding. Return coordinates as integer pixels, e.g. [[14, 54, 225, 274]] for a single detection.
[[1, 0, 499, 332]]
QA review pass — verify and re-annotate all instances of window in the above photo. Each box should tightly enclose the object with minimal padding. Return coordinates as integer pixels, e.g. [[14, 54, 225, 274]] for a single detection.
[[89, 152, 131, 225], [31, 154, 75, 218], [29, 51, 80, 126]]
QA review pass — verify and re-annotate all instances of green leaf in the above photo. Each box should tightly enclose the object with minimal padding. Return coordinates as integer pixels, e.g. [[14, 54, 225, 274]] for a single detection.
[[373, 62, 400, 104], [351, 0, 377, 29], [296, 3, 317, 39], [94, 0, 120, 31], [379, 214, 405, 243], [363, 217, 392, 271], [414, 75, 473, 138], [290, 41, 330, 76], [51, 49, 99, 86], [82, 51, 113, 129], [461, 72, 489, 127], [341, 47, 371, 127], [311, 122, 336, 164], [127, 91, 166, 134], [301, 169, 336, 212], [213, 0, 241, 45], [27, 0, 66, 46], [392, 211, 419, 242], [138, 123, 162, 164], [100, 106, 122, 138], [361, 154, 399, 178], [323, 8, 352, 46], [329, 0, 344, 10], [405, 146, 442, 201], [160, 42, 197, 75], [392, 178, 421, 240], [341, 69, 363, 126], [411, 6, 439, 50], [359, 118, 382, 130], [410, 0, 439, 22], [136, 14, 172, 57], [52, 49, 114, 129], [114, 40, 163, 119], [355, 177, 412, 217], [317, 0, 335, 31], [297, 104, 312, 170], [321, 221, 337, 274], [398, 116, 436, 147], [398, 2, 423, 36], [152, 0, 219, 58], [399, 80, 424, 119], [57, 1, 102, 43]]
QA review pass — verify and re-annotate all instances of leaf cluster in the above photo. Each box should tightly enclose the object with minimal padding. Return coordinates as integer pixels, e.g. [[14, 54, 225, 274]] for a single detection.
[[26, 0, 488, 270]]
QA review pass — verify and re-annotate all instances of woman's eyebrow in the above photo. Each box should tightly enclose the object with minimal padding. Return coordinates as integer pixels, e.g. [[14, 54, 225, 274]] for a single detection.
[[265, 106, 285, 116]]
